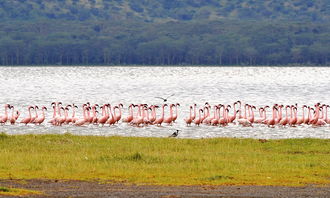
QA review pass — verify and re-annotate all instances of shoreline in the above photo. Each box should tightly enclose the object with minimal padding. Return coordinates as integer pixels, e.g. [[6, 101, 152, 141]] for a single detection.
[[1, 179, 330, 197]]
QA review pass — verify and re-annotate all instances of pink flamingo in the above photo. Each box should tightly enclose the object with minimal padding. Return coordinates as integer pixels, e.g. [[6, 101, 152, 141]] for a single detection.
[[254, 108, 265, 124], [325, 105, 330, 124], [29, 106, 39, 123], [237, 101, 244, 119], [172, 103, 180, 122], [71, 104, 79, 123], [0, 104, 11, 124], [34, 106, 47, 125], [219, 107, 230, 127], [98, 104, 109, 126], [106, 104, 116, 126], [49, 102, 57, 125], [56, 106, 67, 126], [228, 101, 238, 123], [64, 105, 73, 124], [191, 104, 197, 120], [20, 106, 34, 125], [289, 106, 297, 126], [304, 106, 311, 124], [114, 104, 123, 123], [248, 105, 256, 123], [267, 106, 277, 127], [122, 104, 134, 123], [153, 104, 167, 126], [296, 105, 306, 125], [184, 106, 193, 126], [75, 106, 89, 126], [148, 105, 158, 123], [90, 104, 99, 124], [130, 104, 145, 127], [9, 105, 17, 125], [279, 105, 290, 126], [164, 104, 174, 125], [274, 105, 283, 125], [194, 109, 203, 126], [211, 105, 220, 126], [237, 109, 252, 127], [203, 105, 217, 125]]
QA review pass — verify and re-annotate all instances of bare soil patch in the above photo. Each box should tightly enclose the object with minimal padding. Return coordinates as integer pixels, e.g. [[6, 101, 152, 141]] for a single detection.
[[0, 179, 329, 198]]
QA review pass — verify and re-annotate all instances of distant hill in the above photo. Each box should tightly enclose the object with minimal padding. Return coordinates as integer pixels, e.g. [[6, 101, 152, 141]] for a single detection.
[[1, 0, 329, 22]]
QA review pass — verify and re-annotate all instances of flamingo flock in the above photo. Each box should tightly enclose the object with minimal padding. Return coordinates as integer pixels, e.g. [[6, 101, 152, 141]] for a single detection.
[[0, 101, 329, 128], [184, 101, 330, 127]]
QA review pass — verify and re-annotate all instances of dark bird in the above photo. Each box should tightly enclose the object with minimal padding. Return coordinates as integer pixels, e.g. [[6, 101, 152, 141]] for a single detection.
[[155, 94, 175, 102], [169, 129, 180, 138], [258, 139, 268, 143]]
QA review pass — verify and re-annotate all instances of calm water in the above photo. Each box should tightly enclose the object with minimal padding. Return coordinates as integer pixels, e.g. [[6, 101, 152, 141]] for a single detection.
[[0, 66, 329, 139]]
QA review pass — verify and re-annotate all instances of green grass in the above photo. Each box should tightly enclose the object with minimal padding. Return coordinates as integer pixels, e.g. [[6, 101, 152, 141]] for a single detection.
[[0, 186, 41, 196], [0, 133, 329, 186]]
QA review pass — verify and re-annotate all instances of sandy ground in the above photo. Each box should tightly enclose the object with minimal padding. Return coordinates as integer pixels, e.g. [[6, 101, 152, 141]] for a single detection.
[[0, 179, 330, 198]]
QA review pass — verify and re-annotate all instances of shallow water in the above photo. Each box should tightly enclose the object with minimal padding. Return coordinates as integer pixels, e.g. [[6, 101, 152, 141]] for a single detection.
[[0, 66, 329, 139]]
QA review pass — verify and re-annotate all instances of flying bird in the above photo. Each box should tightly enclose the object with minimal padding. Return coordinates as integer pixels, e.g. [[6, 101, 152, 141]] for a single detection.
[[155, 94, 175, 102], [169, 129, 180, 138]]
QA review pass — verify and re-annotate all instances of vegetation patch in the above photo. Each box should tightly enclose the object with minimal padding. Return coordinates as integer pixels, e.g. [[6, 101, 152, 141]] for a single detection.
[[0, 186, 42, 196], [0, 135, 329, 186]]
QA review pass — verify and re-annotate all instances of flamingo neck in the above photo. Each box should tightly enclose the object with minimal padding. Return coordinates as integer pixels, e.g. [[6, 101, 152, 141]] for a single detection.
[[189, 107, 192, 119], [52, 107, 56, 118], [161, 106, 166, 118], [28, 107, 32, 118], [233, 105, 237, 117], [302, 107, 305, 119]]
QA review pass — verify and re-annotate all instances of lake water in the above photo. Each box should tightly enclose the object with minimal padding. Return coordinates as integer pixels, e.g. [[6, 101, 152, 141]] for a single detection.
[[0, 66, 329, 139]]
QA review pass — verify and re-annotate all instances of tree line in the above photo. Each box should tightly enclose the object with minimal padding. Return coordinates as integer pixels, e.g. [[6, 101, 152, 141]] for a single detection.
[[0, 20, 329, 66]]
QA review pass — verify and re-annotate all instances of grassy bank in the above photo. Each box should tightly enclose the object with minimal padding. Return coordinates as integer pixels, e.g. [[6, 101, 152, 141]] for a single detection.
[[0, 186, 41, 196], [0, 133, 329, 186]]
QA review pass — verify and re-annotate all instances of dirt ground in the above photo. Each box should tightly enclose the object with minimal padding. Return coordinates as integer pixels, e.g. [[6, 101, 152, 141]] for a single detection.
[[0, 179, 329, 198]]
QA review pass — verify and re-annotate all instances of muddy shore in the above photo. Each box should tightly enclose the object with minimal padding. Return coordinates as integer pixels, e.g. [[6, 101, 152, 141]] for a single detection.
[[1, 179, 329, 198]]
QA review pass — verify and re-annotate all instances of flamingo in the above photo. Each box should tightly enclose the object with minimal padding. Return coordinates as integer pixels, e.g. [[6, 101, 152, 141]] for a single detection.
[[8, 105, 19, 125], [29, 106, 39, 124], [164, 104, 175, 125], [148, 105, 158, 123], [296, 105, 306, 125], [71, 104, 79, 123], [194, 109, 203, 126], [228, 101, 238, 123], [237, 110, 252, 127], [279, 105, 290, 126], [172, 103, 180, 122], [20, 106, 34, 125], [75, 106, 89, 126], [34, 106, 47, 125], [48, 102, 57, 125], [211, 105, 220, 126], [106, 104, 116, 126], [114, 103, 123, 123], [325, 105, 330, 124], [98, 104, 109, 126], [64, 105, 73, 124], [184, 106, 193, 126], [248, 105, 256, 123], [0, 104, 11, 124], [254, 108, 265, 124], [153, 104, 167, 126], [191, 104, 197, 120], [267, 106, 277, 127], [122, 104, 134, 123], [289, 106, 297, 126]]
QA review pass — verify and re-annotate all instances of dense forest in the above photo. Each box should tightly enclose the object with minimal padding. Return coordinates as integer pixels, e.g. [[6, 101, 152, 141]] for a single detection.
[[0, 0, 330, 66]]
